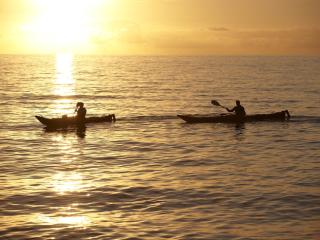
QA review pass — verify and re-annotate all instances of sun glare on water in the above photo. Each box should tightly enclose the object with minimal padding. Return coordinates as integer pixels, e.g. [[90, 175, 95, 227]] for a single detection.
[[55, 52, 73, 84]]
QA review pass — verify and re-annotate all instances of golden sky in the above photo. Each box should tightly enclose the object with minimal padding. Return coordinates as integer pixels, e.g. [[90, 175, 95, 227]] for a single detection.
[[0, 0, 319, 55]]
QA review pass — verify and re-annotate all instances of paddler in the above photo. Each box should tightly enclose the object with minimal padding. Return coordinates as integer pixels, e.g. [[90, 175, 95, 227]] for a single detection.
[[75, 102, 87, 121], [226, 100, 246, 117]]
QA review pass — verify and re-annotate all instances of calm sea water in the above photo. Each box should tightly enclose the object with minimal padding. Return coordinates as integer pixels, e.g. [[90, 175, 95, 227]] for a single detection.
[[0, 55, 319, 240]]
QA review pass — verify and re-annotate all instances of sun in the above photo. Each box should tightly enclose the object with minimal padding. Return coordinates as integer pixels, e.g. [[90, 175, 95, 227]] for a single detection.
[[25, 0, 108, 53]]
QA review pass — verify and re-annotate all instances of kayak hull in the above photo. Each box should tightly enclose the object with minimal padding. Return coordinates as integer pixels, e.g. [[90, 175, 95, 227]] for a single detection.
[[35, 115, 115, 128], [177, 111, 290, 123]]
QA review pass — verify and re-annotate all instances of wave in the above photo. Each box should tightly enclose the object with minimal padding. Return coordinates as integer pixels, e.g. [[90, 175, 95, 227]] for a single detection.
[[289, 115, 320, 123], [2, 93, 157, 104], [117, 114, 178, 122], [4, 94, 122, 101]]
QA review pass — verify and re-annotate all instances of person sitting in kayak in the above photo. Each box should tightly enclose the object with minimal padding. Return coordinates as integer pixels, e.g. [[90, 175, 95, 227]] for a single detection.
[[75, 102, 87, 121], [226, 100, 246, 117]]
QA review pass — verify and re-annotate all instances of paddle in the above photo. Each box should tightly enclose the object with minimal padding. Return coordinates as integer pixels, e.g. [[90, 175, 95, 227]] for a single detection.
[[211, 100, 228, 110]]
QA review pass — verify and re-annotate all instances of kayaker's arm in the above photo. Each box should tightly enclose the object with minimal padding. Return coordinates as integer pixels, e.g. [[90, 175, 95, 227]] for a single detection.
[[226, 107, 235, 112]]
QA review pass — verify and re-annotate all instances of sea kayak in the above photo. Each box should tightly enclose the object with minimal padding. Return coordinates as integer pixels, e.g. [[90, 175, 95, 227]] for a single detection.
[[177, 110, 290, 123], [35, 114, 116, 128]]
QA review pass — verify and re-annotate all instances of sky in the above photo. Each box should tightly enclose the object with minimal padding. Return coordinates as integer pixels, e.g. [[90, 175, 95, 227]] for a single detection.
[[0, 0, 319, 55]]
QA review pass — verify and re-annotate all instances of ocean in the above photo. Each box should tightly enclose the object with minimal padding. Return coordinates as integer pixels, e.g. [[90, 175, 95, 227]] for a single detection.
[[0, 55, 319, 239]]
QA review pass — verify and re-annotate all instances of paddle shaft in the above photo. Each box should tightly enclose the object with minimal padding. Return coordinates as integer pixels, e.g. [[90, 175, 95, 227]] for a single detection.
[[211, 100, 228, 110], [219, 105, 228, 110]]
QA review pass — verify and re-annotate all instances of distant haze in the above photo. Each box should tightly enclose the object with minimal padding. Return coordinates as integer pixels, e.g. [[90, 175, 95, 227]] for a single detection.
[[0, 0, 319, 55]]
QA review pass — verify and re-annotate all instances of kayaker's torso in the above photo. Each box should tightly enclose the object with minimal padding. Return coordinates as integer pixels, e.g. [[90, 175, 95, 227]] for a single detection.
[[77, 107, 87, 120], [232, 105, 246, 117]]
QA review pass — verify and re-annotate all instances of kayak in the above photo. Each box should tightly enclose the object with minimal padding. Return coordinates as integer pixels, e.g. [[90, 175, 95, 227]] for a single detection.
[[35, 114, 116, 128], [177, 110, 290, 123]]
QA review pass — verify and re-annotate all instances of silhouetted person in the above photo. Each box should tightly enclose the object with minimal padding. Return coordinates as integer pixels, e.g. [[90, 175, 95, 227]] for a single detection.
[[75, 102, 87, 122], [227, 100, 246, 117]]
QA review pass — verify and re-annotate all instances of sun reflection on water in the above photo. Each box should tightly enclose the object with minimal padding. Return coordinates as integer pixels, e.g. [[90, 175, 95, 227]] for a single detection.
[[38, 53, 93, 230], [37, 204, 91, 228], [39, 214, 91, 227], [54, 52, 74, 95], [51, 99, 75, 116], [51, 52, 76, 116], [55, 52, 74, 85], [35, 171, 93, 228], [51, 172, 84, 195]]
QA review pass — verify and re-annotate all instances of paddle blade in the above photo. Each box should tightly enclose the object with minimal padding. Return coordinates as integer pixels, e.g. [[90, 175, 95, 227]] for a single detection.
[[211, 100, 221, 106]]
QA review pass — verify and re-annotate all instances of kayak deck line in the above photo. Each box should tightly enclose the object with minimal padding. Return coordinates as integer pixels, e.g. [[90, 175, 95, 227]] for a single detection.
[[178, 110, 290, 123], [35, 114, 116, 128]]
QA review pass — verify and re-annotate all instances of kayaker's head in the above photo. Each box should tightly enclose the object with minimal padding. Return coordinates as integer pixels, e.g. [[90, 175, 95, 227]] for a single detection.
[[236, 100, 241, 106], [76, 102, 84, 108]]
